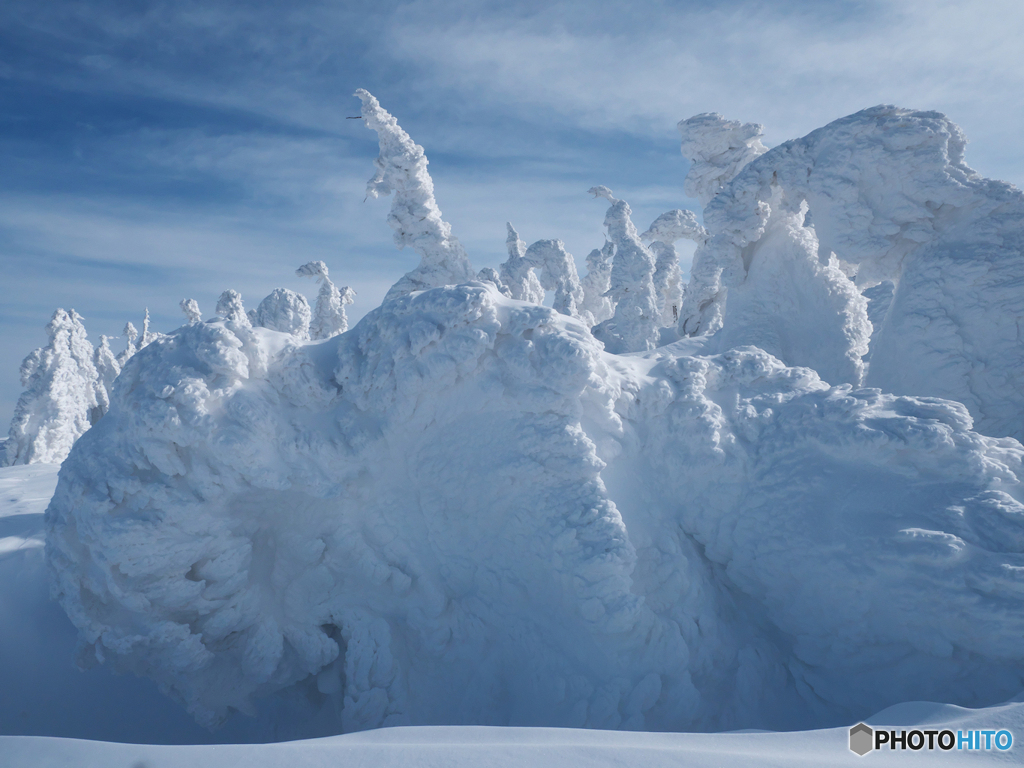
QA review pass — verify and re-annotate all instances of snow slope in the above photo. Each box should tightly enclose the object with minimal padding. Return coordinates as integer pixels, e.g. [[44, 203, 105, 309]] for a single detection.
[[44, 282, 1024, 737], [3, 701, 1023, 767]]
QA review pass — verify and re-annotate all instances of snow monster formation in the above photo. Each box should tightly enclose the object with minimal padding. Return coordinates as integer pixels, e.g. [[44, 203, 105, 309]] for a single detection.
[[46, 95, 1024, 738]]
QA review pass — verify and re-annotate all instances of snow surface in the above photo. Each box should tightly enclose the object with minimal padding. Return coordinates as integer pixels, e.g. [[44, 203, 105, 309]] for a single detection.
[[6, 700, 1024, 768], [679, 106, 1024, 441], [44, 281, 1024, 737], [5, 92, 1024, 758]]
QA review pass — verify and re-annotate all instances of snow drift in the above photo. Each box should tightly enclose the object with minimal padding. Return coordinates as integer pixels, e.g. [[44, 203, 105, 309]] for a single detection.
[[43, 94, 1024, 739]]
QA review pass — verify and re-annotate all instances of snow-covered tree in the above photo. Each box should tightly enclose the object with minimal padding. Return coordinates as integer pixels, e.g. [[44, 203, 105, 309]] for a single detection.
[[141, 308, 154, 346], [579, 241, 615, 326], [116, 321, 138, 368], [499, 223, 545, 304], [523, 239, 585, 318], [180, 299, 202, 324], [93, 335, 121, 405], [3, 309, 106, 466], [297, 261, 355, 340], [678, 113, 768, 208], [255, 288, 312, 339], [475, 266, 512, 297], [356, 89, 475, 300], [640, 209, 706, 327], [216, 290, 251, 327], [588, 187, 660, 353]]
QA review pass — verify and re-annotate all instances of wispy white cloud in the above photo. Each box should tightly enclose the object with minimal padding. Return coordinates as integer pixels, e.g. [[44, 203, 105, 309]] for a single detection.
[[385, 0, 1024, 182]]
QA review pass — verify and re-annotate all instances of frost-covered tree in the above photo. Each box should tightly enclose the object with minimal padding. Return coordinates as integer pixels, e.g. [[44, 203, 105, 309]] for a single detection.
[[640, 210, 706, 327], [255, 289, 312, 339], [116, 322, 138, 368], [588, 187, 660, 353], [3, 309, 106, 466], [678, 113, 768, 208], [476, 267, 512, 297], [579, 241, 615, 326], [356, 89, 475, 300], [297, 261, 355, 340], [180, 299, 202, 324], [499, 223, 545, 304], [93, 335, 121, 405], [216, 290, 251, 327], [141, 308, 156, 346], [523, 239, 585, 318]]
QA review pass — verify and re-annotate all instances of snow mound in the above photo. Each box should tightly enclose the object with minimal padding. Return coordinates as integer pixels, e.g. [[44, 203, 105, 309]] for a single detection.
[[47, 284, 1024, 735], [679, 106, 1024, 440]]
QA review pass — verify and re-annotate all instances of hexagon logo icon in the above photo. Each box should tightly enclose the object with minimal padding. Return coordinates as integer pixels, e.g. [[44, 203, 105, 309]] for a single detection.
[[849, 723, 874, 756]]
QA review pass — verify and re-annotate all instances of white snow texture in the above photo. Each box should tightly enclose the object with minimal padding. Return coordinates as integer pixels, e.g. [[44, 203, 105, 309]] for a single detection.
[[357, 89, 476, 300], [4, 310, 106, 466], [679, 106, 1024, 440], [43, 95, 1024, 739]]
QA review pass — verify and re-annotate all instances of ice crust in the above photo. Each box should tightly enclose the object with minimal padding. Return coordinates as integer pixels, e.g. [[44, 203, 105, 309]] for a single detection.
[[41, 96, 1024, 738]]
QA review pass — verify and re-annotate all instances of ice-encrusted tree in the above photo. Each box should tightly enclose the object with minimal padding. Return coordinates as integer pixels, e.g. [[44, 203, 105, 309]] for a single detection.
[[588, 187, 660, 353], [579, 241, 615, 326], [3, 309, 106, 466], [216, 290, 251, 327], [640, 210, 706, 327], [180, 299, 202, 324], [523, 239, 585, 318], [116, 322, 138, 368], [475, 266, 512, 297], [356, 89, 475, 300], [499, 223, 545, 304], [141, 308, 157, 346], [255, 288, 312, 339], [93, 335, 120, 404], [678, 113, 768, 208], [296, 261, 355, 340]]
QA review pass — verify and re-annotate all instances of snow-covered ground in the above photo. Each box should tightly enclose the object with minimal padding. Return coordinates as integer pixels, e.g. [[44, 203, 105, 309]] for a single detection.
[[4, 703, 1024, 768]]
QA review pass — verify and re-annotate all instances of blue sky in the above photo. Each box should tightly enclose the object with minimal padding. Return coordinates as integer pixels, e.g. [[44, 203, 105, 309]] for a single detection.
[[2, 0, 1023, 424]]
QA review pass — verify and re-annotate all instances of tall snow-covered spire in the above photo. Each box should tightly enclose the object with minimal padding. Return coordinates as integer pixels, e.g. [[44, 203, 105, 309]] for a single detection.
[[4, 309, 105, 466], [297, 260, 355, 340], [141, 308, 155, 346], [499, 223, 545, 304], [116, 321, 138, 368], [356, 89, 475, 300], [588, 187, 660, 353], [579, 241, 615, 326], [523, 239, 584, 318], [93, 335, 120, 406]]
